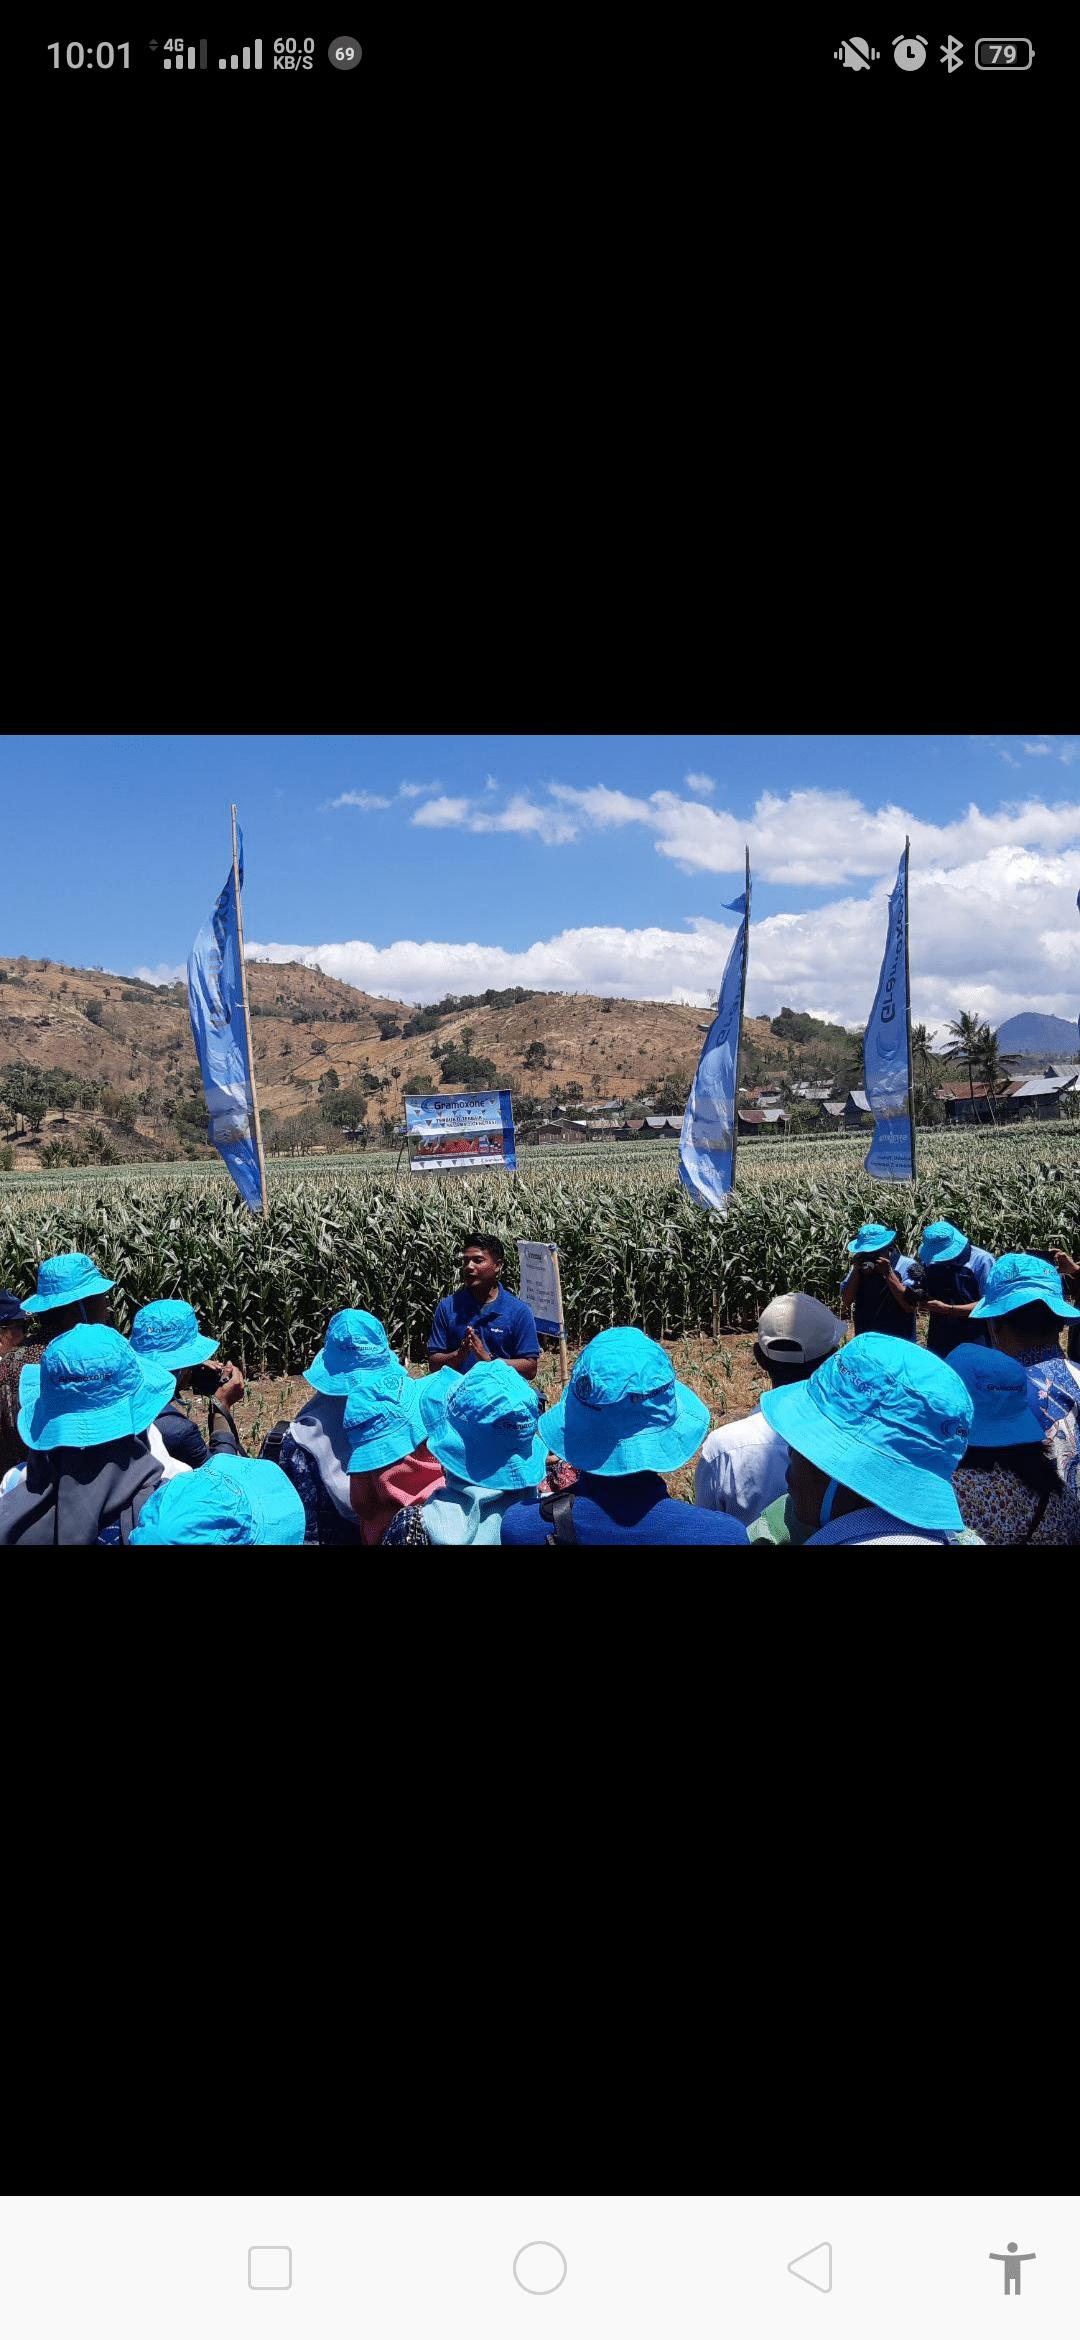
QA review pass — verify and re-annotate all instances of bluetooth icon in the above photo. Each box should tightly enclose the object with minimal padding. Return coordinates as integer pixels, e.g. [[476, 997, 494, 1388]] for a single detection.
[[941, 34, 963, 69]]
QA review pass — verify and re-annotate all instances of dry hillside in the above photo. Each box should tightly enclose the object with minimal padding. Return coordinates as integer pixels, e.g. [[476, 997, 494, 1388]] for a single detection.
[[0, 952, 803, 1166]]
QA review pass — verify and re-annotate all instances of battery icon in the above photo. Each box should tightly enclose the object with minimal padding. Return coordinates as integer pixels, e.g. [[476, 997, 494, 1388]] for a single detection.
[[974, 37, 1034, 65]]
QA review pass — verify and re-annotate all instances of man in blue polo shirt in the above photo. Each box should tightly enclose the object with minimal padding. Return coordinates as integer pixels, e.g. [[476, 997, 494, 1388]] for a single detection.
[[427, 1233, 540, 1380]]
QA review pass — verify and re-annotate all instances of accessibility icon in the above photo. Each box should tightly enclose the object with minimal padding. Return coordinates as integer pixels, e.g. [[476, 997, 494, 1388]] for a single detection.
[[788, 2242, 833, 2294]]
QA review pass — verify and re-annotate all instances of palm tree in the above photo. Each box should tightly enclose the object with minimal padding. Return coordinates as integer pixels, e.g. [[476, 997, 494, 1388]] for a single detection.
[[972, 1026, 1023, 1123], [942, 1010, 986, 1115], [910, 1022, 942, 1122]]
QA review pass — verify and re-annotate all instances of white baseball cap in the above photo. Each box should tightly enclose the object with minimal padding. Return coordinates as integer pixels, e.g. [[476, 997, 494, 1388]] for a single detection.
[[756, 1292, 847, 1365]]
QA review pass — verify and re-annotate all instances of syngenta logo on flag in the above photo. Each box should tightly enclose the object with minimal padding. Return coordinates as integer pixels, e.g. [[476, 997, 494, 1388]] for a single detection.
[[880, 895, 905, 1026]]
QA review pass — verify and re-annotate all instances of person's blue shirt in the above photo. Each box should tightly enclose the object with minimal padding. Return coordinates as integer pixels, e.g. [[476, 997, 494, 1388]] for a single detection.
[[428, 1284, 540, 1372], [966, 1244, 996, 1295], [500, 1471, 749, 1545]]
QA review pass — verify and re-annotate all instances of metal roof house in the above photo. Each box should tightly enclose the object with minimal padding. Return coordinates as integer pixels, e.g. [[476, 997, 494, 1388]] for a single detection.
[[1004, 1075, 1077, 1120], [737, 1108, 787, 1134]]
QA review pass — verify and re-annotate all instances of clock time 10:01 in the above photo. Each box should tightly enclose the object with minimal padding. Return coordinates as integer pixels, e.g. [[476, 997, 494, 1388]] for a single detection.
[[48, 42, 130, 65]]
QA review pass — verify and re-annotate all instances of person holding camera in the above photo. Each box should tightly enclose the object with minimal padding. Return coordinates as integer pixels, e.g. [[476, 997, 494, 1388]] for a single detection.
[[128, 1300, 245, 1466], [839, 1221, 920, 1342]]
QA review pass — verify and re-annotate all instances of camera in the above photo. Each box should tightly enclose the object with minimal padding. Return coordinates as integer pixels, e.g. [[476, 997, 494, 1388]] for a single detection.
[[188, 1363, 226, 1395]]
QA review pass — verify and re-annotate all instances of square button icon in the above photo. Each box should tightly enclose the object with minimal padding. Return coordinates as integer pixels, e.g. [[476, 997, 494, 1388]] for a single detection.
[[249, 2248, 292, 2290]]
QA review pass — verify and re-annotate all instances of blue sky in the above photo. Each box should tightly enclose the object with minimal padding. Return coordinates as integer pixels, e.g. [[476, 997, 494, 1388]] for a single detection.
[[3, 734, 1078, 1033]]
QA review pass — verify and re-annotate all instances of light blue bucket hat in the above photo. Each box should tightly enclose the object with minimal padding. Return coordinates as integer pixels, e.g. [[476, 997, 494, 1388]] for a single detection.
[[760, 1331, 972, 1532], [541, 1328, 710, 1477], [413, 1365, 463, 1437], [848, 1222, 897, 1257], [919, 1220, 970, 1266], [21, 1251, 114, 1315], [424, 1359, 548, 1490], [305, 1308, 395, 1393], [969, 1252, 1080, 1322], [18, 1325, 175, 1451], [129, 1298, 219, 1373], [343, 1377, 427, 1473], [945, 1343, 1044, 1447], [130, 1453, 305, 1545]]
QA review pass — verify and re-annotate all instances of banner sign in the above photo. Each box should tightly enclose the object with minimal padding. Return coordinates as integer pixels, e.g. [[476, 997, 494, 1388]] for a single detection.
[[515, 1240, 564, 1337], [186, 826, 264, 1212], [863, 844, 916, 1182], [405, 1090, 517, 1173], [678, 869, 751, 1213]]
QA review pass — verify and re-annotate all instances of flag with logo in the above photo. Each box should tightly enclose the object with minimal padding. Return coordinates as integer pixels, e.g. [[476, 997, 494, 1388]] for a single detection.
[[863, 841, 915, 1182], [186, 828, 264, 1211], [678, 858, 751, 1212]]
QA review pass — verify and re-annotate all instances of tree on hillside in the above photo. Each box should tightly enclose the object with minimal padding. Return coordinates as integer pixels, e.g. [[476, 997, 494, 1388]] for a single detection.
[[942, 1009, 985, 1113], [523, 1039, 547, 1069], [840, 1029, 868, 1099]]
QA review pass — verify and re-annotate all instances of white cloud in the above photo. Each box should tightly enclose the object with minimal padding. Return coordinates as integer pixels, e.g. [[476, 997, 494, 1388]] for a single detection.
[[131, 961, 187, 986], [684, 772, 715, 795], [1023, 742, 1052, 755], [1058, 744, 1080, 766], [326, 790, 392, 811], [411, 791, 577, 843], [411, 795, 471, 827], [244, 840, 1080, 1031], [1000, 752, 1021, 768], [547, 781, 1080, 887], [398, 780, 439, 799], [484, 774, 500, 791]]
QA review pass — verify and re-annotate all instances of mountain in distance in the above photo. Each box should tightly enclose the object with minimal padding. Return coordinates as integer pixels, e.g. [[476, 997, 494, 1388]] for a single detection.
[[993, 1011, 1078, 1058]]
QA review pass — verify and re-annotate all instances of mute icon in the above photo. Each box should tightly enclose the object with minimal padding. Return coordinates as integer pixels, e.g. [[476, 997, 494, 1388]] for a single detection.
[[835, 38, 879, 67]]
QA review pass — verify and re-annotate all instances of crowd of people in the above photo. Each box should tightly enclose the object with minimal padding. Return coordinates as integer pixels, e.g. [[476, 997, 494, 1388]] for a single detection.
[[1, 1219, 1078, 1547]]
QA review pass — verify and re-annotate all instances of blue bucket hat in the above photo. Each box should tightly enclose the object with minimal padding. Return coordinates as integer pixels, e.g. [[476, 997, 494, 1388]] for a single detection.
[[130, 1454, 305, 1545], [17, 1325, 175, 1451], [129, 1299, 219, 1373], [541, 1328, 710, 1477], [919, 1220, 969, 1266], [969, 1252, 1080, 1322], [413, 1365, 463, 1438], [760, 1331, 972, 1532], [0, 1290, 31, 1325], [945, 1343, 1044, 1447], [343, 1377, 427, 1473], [305, 1308, 394, 1394], [848, 1222, 897, 1257], [21, 1251, 114, 1315], [424, 1359, 548, 1490]]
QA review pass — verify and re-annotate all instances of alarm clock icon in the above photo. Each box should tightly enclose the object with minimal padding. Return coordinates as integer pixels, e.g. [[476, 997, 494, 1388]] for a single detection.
[[893, 33, 927, 66]]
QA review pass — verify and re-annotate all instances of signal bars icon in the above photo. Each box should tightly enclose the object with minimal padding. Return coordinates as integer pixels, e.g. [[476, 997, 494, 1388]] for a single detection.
[[835, 37, 880, 67]]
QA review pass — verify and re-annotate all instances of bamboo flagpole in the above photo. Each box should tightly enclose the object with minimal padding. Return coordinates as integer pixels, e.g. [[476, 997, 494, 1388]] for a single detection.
[[231, 803, 270, 1218], [730, 844, 752, 1191]]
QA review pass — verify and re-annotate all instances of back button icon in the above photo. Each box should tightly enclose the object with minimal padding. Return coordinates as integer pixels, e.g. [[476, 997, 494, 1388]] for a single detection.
[[788, 2242, 832, 2293]]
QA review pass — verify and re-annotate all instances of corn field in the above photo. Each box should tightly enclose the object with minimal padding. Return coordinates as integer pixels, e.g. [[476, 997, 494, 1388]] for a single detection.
[[1, 1130, 1077, 1374]]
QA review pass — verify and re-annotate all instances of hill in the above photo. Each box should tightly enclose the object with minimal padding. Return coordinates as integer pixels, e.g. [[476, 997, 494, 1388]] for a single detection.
[[0, 953, 861, 1168], [994, 1012, 1078, 1059]]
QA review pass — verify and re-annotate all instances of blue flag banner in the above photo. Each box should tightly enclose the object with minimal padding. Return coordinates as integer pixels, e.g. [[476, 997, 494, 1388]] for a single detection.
[[863, 847, 915, 1182], [678, 882, 750, 1213], [186, 828, 264, 1212]]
